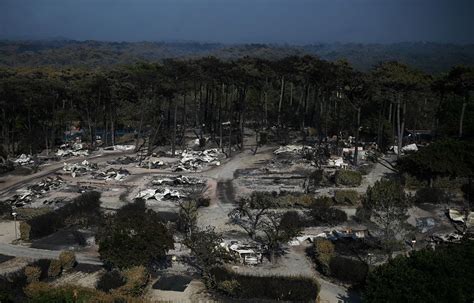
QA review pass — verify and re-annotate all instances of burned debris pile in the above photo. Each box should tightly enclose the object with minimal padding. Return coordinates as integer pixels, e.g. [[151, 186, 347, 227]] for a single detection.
[[135, 175, 205, 204], [4, 176, 65, 207], [56, 143, 89, 157], [173, 149, 222, 171], [63, 160, 130, 181]]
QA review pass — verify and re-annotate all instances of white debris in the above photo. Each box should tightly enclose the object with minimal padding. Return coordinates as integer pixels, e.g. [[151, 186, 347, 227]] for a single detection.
[[391, 144, 418, 155], [135, 188, 182, 201], [342, 147, 364, 155], [221, 240, 263, 265], [113, 145, 135, 151], [448, 209, 465, 223], [173, 149, 222, 171], [274, 145, 307, 155], [402, 143, 418, 153], [14, 154, 34, 166], [327, 156, 346, 168], [93, 168, 130, 181], [152, 175, 203, 186], [5, 176, 64, 207], [63, 160, 97, 177], [448, 209, 474, 227]]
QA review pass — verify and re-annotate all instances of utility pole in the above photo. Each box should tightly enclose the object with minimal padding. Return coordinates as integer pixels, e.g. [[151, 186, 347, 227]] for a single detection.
[[12, 212, 17, 240]]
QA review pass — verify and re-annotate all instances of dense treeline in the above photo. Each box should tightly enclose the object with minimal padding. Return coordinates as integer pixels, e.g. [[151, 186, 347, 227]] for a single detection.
[[363, 240, 474, 303], [1, 40, 474, 73], [0, 56, 472, 158]]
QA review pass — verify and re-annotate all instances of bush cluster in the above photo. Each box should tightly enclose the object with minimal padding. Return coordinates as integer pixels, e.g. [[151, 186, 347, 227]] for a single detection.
[[210, 267, 320, 302], [415, 187, 448, 204], [48, 260, 62, 278], [24, 266, 41, 283], [313, 239, 335, 275], [334, 190, 359, 205], [308, 197, 347, 226], [116, 266, 149, 297], [364, 240, 474, 303], [23, 282, 147, 303], [58, 251, 76, 271], [20, 191, 101, 240], [329, 256, 368, 284], [334, 170, 362, 187], [97, 270, 126, 293]]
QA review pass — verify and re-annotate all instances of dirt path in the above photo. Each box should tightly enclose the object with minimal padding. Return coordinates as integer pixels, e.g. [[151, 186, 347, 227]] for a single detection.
[[196, 146, 274, 231], [0, 243, 101, 265]]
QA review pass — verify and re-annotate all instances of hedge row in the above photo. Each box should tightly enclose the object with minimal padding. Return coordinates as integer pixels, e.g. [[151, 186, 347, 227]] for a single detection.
[[20, 191, 101, 240], [335, 170, 362, 187], [210, 266, 320, 302]]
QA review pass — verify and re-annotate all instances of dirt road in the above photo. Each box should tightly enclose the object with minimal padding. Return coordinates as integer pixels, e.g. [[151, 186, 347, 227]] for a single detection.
[[0, 243, 101, 265]]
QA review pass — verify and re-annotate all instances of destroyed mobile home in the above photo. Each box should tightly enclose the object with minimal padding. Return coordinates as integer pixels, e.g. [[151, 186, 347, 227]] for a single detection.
[[3, 176, 65, 207], [221, 240, 264, 265]]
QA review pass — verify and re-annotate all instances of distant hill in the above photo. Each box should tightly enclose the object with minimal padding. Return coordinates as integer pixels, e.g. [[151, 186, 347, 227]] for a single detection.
[[0, 40, 473, 73]]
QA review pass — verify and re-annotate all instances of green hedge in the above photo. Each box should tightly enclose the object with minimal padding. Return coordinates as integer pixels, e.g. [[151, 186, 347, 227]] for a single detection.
[[415, 187, 448, 204], [210, 267, 320, 302], [334, 190, 359, 205], [329, 256, 368, 285], [335, 170, 362, 187]]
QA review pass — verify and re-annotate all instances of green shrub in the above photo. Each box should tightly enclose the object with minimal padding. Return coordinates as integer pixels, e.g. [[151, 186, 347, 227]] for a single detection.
[[24, 282, 148, 303], [116, 266, 148, 297], [308, 197, 347, 226], [335, 170, 362, 187], [364, 240, 474, 303], [313, 239, 335, 275], [415, 187, 449, 204], [334, 190, 359, 205], [210, 267, 319, 301], [329, 256, 368, 285], [358, 163, 374, 176], [97, 270, 126, 293], [19, 222, 31, 241], [58, 251, 76, 271], [197, 197, 211, 207], [24, 266, 42, 283], [47, 260, 62, 278], [217, 279, 241, 297], [310, 207, 347, 226], [295, 194, 318, 208]]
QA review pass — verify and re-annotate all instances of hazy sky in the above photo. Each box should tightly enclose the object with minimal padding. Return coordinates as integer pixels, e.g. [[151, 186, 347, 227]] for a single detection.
[[1, 0, 473, 44]]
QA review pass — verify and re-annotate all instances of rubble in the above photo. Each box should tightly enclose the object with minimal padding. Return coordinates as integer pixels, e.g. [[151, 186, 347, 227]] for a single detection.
[[448, 209, 474, 227], [4, 176, 64, 207], [416, 217, 436, 233], [56, 143, 89, 157], [139, 157, 165, 169], [221, 240, 263, 265], [274, 145, 308, 155], [103, 145, 136, 151], [93, 168, 130, 181], [135, 188, 182, 201], [327, 156, 347, 168], [151, 175, 204, 186], [107, 156, 137, 165], [13, 154, 34, 166], [173, 149, 222, 171], [63, 160, 98, 178], [391, 143, 418, 155], [430, 232, 463, 243]]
